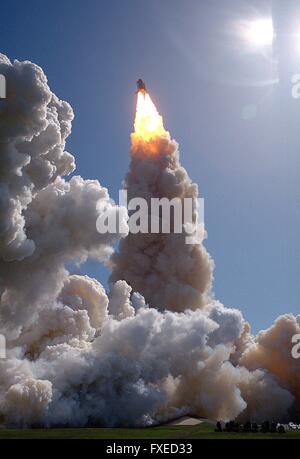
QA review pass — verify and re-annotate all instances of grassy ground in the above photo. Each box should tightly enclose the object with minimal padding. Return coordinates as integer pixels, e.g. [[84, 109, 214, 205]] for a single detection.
[[0, 423, 300, 439]]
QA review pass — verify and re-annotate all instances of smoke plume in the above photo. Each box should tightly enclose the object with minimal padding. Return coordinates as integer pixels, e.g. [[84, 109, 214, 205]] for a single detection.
[[0, 54, 299, 427]]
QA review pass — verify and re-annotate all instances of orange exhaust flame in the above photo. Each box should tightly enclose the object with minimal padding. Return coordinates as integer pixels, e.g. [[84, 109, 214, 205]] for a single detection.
[[133, 91, 167, 141]]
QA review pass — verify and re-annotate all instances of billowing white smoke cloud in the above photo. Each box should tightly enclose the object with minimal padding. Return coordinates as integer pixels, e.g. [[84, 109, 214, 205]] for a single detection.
[[0, 53, 298, 427], [0, 54, 127, 343], [110, 136, 213, 313], [239, 314, 300, 416]]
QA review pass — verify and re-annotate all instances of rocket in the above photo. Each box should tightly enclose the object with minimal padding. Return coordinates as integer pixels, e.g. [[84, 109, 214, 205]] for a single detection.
[[136, 79, 147, 95]]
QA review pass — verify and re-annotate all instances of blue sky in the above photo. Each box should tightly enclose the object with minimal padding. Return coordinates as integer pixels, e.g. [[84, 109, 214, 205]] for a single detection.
[[1, 0, 299, 332]]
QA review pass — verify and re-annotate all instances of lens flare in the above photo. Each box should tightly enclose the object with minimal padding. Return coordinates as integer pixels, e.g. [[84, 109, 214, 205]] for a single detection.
[[133, 91, 167, 141]]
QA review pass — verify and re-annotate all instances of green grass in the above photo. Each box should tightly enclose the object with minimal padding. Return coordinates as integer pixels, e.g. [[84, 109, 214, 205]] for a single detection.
[[0, 423, 300, 439]]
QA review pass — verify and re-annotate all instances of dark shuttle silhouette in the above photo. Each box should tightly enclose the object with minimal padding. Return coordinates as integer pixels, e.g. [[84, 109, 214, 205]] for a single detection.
[[136, 79, 147, 95]]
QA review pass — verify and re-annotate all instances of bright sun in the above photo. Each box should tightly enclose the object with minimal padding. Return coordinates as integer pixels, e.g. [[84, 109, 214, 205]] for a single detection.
[[245, 19, 274, 46]]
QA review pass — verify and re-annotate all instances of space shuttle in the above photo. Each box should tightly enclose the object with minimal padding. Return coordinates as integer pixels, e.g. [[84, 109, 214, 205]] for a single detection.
[[136, 79, 147, 95]]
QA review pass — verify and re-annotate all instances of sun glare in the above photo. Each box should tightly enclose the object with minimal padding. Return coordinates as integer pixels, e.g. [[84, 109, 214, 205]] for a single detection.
[[245, 19, 274, 47]]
